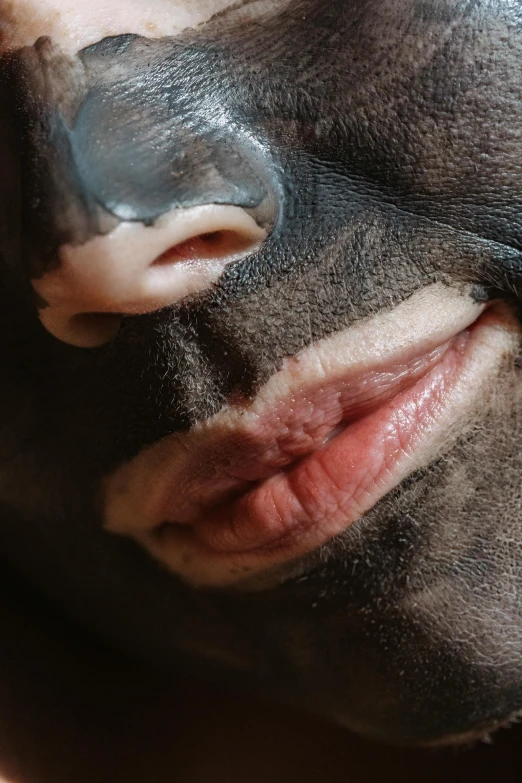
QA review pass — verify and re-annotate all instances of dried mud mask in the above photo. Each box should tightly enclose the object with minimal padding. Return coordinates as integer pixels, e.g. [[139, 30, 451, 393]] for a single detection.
[[0, 0, 521, 749]]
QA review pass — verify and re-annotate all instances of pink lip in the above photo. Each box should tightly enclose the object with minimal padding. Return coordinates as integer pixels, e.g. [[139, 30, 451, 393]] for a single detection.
[[156, 335, 459, 531], [105, 292, 518, 587], [156, 328, 471, 555]]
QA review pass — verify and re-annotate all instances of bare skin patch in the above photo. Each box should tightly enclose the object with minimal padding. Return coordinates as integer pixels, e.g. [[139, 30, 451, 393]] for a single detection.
[[0, 0, 246, 53]]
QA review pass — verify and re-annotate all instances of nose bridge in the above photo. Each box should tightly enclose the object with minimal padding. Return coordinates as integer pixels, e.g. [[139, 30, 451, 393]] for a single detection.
[[14, 35, 279, 346], [20, 35, 274, 263]]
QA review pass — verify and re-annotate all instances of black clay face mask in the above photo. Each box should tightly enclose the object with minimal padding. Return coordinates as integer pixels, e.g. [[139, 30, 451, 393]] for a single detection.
[[0, 0, 522, 747]]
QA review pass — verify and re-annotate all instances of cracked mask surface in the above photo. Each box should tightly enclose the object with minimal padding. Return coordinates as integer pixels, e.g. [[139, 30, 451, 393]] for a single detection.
[[0, 0, 522, 746]]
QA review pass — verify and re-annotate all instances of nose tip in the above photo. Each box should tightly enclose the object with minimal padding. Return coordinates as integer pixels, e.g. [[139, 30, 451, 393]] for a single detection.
[[33, 205, 266, 348]]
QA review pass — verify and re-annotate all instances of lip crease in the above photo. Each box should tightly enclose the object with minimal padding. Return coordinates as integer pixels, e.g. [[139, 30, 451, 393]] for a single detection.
[[104, 286, 518, 586]]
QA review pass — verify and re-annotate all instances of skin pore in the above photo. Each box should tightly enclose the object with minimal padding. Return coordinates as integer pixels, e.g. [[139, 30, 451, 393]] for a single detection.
[[1, 0, 522, 761]]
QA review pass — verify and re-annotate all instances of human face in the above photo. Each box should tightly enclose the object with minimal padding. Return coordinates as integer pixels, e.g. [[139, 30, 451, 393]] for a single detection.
[[1, 0, 522, 745]]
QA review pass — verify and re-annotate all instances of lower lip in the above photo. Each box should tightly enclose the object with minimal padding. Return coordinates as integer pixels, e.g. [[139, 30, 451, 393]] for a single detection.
[[150, 308, 501, 577]]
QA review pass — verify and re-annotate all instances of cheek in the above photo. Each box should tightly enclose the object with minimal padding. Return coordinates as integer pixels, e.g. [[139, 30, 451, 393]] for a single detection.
[[0, 0, 240, 53]]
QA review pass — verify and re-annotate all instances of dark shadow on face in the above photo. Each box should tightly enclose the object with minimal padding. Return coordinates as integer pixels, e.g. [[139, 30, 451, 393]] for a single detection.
[[1, 561, 522, 783], [1, 563, 522, 783], [0, 0, 522, 748]]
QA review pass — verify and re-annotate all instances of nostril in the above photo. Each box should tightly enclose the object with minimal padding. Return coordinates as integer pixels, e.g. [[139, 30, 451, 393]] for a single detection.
[[34, 204, 269, 348], [153, 228, 262, 266]]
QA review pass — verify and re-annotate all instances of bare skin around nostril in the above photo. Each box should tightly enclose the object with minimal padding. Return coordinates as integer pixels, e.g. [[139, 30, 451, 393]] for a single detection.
[[33, 204, 268, 347]]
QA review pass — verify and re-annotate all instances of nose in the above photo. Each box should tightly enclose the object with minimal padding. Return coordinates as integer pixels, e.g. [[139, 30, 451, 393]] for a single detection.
[[16, 35, 279, 348], [33, 204, 266, 348]]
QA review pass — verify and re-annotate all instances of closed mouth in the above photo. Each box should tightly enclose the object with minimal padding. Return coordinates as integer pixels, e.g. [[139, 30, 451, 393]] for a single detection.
[[104, 285, 520, 587]]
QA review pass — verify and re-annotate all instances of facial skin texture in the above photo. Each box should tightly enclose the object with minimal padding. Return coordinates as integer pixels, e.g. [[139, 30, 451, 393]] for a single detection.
[[1, 0, 522, 748]]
